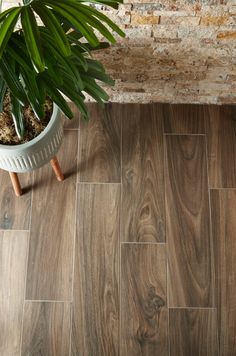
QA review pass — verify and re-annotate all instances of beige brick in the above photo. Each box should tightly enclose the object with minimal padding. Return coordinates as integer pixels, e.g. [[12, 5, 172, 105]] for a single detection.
[[217, 31, 236, 40], [154, 10, 195, 17], [5, 0, 236, 105], [153, 25, 178, 39], [160, 16, 200, 26], [101, 5, 131, 26], [200, 15, 231, 26], [198, 5, 230, 16], [227, 74, 236, 81], [218, 96, 236, 104], [131, 14, 160, 25]]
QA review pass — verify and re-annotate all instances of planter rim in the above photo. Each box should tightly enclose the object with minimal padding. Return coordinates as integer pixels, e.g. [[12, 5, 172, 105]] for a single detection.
[[0, 103, 59, 151]]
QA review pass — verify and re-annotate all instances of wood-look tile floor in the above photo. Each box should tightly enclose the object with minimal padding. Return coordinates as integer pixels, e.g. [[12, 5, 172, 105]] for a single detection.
[[1, 102, 236, 356]]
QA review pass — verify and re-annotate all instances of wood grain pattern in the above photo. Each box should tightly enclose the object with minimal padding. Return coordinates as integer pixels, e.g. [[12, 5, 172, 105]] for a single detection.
[[0, 169, 31, 229], [0, 230, 28, 356], [21, 302, 71, 356], [120, 244, 168, 356], [78, 103, 121, 182], [3, 103, 236, 354], [169, 309, 218, 355], [26, 130, 78, 300], [206, 105, 236, 188], [165, 135, 213, 307], [71, 184, 119, 356], [211, 190, 236, 355], [121, 104, 165, 242], [163, 103, 206, 134]]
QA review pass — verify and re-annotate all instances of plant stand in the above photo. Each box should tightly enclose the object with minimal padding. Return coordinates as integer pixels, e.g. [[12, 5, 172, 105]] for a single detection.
[[8, 156, 64, 197]]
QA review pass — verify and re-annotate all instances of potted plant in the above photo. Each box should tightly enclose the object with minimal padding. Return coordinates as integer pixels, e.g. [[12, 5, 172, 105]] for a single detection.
[[0, 0, 124, 194]]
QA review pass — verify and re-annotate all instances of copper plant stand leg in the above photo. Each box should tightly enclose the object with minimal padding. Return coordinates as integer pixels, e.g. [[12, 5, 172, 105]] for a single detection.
[[7, 157, 64, 196], [50, 156, 64, 181], [9, 172, 22, 197]]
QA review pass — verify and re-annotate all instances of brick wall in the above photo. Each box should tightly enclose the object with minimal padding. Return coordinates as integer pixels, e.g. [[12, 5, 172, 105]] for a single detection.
[[3, 0, 236, 104], [95, 0, 236, 104]]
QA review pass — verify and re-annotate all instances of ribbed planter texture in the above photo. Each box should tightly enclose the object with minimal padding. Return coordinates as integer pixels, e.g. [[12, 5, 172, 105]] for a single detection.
[[0, 105, 63, 173]]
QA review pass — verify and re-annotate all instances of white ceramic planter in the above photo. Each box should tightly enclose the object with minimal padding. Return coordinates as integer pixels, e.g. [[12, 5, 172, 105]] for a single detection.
[[0, 104, 63, 173]]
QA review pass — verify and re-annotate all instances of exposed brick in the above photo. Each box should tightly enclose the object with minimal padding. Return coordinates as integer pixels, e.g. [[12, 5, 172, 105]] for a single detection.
[[160, 16, 200, 26], [153, 26, 178, 39], [200, 15, 231, 26], [131, 14, 160, 25], [217, 31, 236, 40], [6, 0, 236, 104], [218, 96, 236, 104]]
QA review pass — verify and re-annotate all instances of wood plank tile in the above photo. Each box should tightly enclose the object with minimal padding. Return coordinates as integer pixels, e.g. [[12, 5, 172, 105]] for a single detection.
[[163, 104, 206, 134], [169, 309, 218, 356], [0, 170, 31, 229], [206, 105, 236, 188], [21, 302, 70, 356], [121, 104, 165, 242], [26, 130, 78, 300], [165, 135, 213, 307], [0, 230, 28, 356], [71, 184, 119, 356], [211, 189, 236, 355], [78, 103, 121, 182], [120, 244, 168, 356]]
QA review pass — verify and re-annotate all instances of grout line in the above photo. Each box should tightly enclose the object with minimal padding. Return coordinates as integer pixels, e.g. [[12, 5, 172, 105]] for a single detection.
[[69, 130, 80, 356], [119, 103, 122, 355], [119, 194, 121, 356], [163, 129, 168, 302], [204, 135, 216, 309], [77, 182, 121, 185], [210, 187, 236, 190], [69, 305, 73, 356], [120, 104, 123, 188], [24, 299, 72, 303], [163, 133, 170, 355], [168, 307, 170, 356], [205, 135, 220, 353], [64, 128, 79, 131], [76, 122, 81, 185], [19, 236, 29, 356], [168, 307, 217, 310], [19, 172, 34, 356], [164, 133, 206, 136], [120, 241, 167, 244], [20, 299, 25, 356], [0, 229, 30, 232]]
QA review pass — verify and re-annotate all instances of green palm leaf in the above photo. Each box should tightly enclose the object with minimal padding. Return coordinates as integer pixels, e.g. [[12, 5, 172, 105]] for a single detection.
[[0, 0, 124, 136], [0, 8, 21, 58], [7, 40, 33, 72], [10, 93, 25, 139], [66, 2, 125, 37], [82, 76, 109, 103], [0, 56, 26, 105], [21, 69, 45, 120], [58, 2, 117, 43], [40, 29, 84, 90], [21, 6, 45, 72], [0, 77, 7, 112], [32, 3, 71, 57], [42, 0, 100, 47], [39, 73, 74, 119], [71, 46, 88, 71], [0, 6, 19, 23]]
